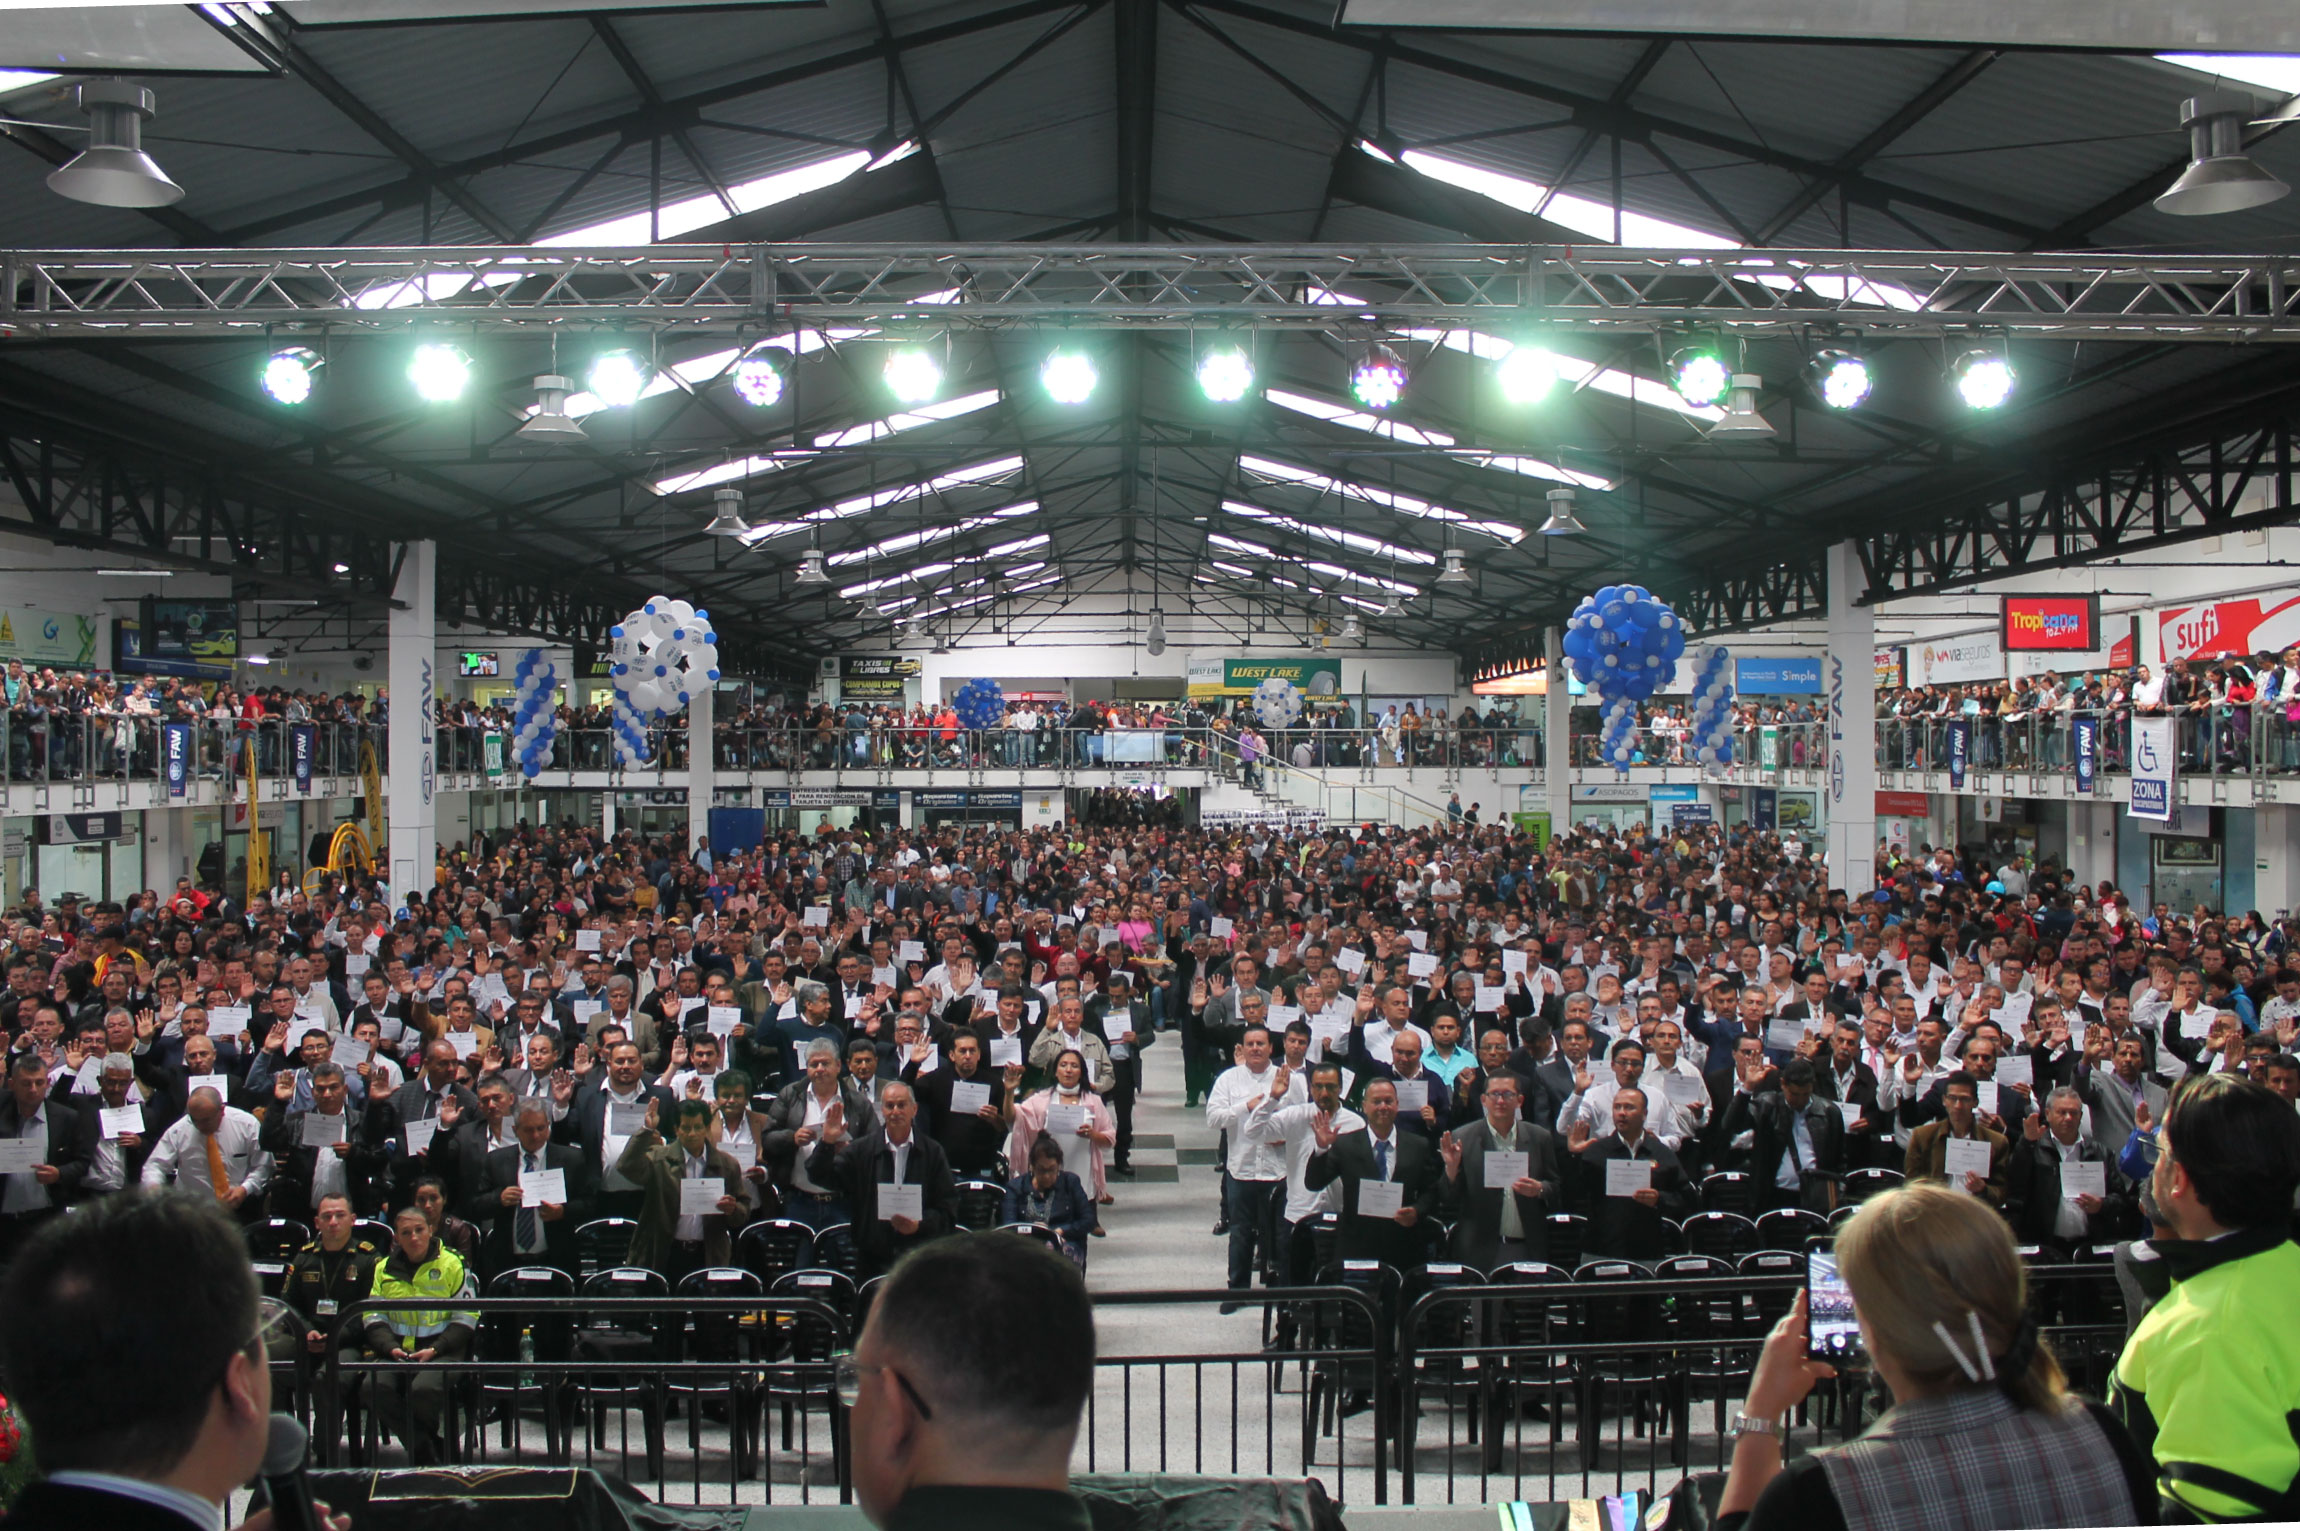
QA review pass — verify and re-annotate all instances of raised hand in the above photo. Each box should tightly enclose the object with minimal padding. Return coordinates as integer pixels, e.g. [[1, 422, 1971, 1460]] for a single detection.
[[644, 1095, 661, 1134], [1310, 1110, 1339, 1152], [1437, 1129, 1461, 1177]]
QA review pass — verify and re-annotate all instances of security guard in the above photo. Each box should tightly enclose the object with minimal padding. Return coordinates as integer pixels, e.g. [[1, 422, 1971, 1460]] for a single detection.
[[286, 1191, 383, 1344]]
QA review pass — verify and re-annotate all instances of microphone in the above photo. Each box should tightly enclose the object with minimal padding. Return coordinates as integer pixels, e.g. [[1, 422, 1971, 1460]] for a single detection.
[[260, 1413, 324, 1531]]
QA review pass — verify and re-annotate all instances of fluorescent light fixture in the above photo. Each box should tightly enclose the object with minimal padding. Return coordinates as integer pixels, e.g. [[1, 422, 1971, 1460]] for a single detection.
[[739, 457, 1029, 546], [1263, 388, 1612, 490], [1239, 454, 1525, 543], [245, 654, 272, 666], [95, 568, 169, 577], [651, 391, 999, 496]]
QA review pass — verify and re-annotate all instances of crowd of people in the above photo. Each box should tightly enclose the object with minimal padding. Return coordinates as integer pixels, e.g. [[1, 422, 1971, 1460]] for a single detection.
[[0, 795, 2283, 1518]]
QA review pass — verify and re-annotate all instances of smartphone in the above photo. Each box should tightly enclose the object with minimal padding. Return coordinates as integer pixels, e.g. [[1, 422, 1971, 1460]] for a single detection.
[[1804, 1249, 1865, 1363]]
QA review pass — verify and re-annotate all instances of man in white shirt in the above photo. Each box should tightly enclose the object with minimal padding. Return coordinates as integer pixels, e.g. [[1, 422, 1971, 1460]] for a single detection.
[[141, 1086, 272, 1214], [1204, 1023, 1286, 1312], [1359, 985, 1433, 1067], [286, 954, 341, 1034], [1242, 1059, 1363, 1303]]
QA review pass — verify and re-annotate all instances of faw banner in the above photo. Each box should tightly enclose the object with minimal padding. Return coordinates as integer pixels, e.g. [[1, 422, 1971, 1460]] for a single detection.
[[2157, 594, 2300, 663]]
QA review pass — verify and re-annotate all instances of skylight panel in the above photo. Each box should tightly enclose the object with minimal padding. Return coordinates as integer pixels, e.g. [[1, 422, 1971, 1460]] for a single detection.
[[2158, 54, 2300, 95], [1221, 500, 1437, 565], [738, 456, 1026, 545], [1264, 387, 1615, 490], [837, 534, 1054, 599], [540, 151, 870, 247], [651, 390, 1000, 495], [1236, 455, 1524, 543], [821, 501, 1038, 565]]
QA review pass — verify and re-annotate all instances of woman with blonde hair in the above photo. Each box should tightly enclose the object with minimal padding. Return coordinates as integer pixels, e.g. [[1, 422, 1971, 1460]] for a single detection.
[[1718, 1181, 2153, 1530]]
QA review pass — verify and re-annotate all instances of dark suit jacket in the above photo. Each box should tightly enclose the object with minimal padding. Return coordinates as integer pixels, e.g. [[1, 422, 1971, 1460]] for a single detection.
[[1, 1481, 216, 1531], [2004, 1134, 2134, 1245], [1580, 1132, 1693, 1261], [0, 1092, 91, 1208], [760, 1079, 877, 1188], [1303, 1127, 1442, 1270], [807, 1128, 957, 1278], [1719, 1089, 1847, 1211], [260, 1103, 391, 1217], [615, 1130, 750, 1271], [1438, 1116, 1564, 1271], [1905, 1119, 2012, 1207], [557, 1081, 677, 1188], [464, 1140, 596, 1276]]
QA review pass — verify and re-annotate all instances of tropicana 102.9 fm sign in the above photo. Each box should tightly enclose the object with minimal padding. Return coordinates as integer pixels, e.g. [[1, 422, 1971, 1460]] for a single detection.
[[2002, 595, 2099, 652]]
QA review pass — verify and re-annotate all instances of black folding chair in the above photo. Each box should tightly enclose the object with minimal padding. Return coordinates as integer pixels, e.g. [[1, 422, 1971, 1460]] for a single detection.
[[668, 1267, 768, 1477], [246, 1217, 312, 1300], [735, 1218, 817, 1288], [1570, 1260, 1678, 1469], [1478, 1262, 1575, 1470], [477, 1266, 575, 1462], [1841, 1167, 1904, 1203], [575, 1267, 668, 1478], [951, 1179, 1008, 1230], [573, 1217, 638, 1281], [768, 1268, 856, 1480], [1754, 1207, 1831, 1252], [1700, 1171, 1758, 1216], [1678, 1210, 1760, 1262]]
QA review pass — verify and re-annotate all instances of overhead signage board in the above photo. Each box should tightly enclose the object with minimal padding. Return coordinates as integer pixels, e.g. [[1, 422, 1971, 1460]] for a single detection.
[[1734, 655, 1822, 694], [1910, 634, 2004, 686], [1187, 657, 1344, 698], [2002, 596, 2099, 652], [2157, 595, 2300, 662]]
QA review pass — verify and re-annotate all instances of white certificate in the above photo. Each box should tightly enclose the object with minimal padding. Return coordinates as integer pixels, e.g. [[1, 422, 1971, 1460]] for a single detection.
[[608, 1102, 649, 1136], [2060, 1160, 2107, 1201], [720, 1139, 757, 1170], [346, 953, 370, 978], [330, 1035, 372, 1069], [572, 1000, 603, 1025], [289, 1019, 329, 1049], [950, 1081, 991, 1115], [403, 1118, 437, 1155], [446, 1031, 480, 1058], [1838, 1101, 1864, 1128], [1046, 1101, 1087, 1137], [1975, 1081, 2000, 1115], [99, 1104, 144, 1141], [188, 1073, 229, 1099], [1309, 1017, 1349, 1055], [1943, 1137, 1994, 1184], [1995, 1053, 2034, 1090], [1661, 1070, 1705, 1108], [519, 1167, 568, 1205], [1333, 948, 1366, 975], [1268, 1005, 1303, 1029], [879, 1182, 923, 1221], [679, 1178, 725, 1218], [1994, 992, 2035, 1024], [1474, 986, 1506, 1013], [1357, 1180, 1405, 1219], [899, 941, 927, 964], [1407, 953, 1439, 979], [678, 997, 706, 1020], [872, 966, 898, 989], [1501, 950, 1528, 976], [801, 906, 830, 927], [2179, 1008, 2211, 1041], [1605, 1158, 1654, 1197], [1209, 916, 1235, 939], [211, 1005, 252, 1032], [1766, 1020, 1807, 1054], [575, 929, 603, 952], [301, 1113, 348, 1147], [0, 1139, 41, 1174], [1405, 930, 1428, 952], [707, 1006, 742, 1037], [1392, 1078, 1429, 1114], [1483, 1149, 1529, 1190], [990, 1037, 1023, 1069]]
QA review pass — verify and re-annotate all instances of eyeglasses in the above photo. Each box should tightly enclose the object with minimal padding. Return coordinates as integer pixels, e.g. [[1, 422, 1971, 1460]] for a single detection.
[[832, 1352, 933, 1418]]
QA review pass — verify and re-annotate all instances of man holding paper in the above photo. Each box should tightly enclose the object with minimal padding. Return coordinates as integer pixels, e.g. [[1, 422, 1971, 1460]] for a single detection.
[[1300, 1076, 1435, 1273], [1570, 1087, 1693, 1263], [65, 1050, 157, 1199], [808, 1081, 956, 1281], [1436, 1074, 1562, 1271], [618, 1096, 750, 1285], [467, 1100, 593, 1279], [2005, 1086, 2132, 1251], [1905, 1073, 2010, 1207], [261, 1059, 389, 1217]]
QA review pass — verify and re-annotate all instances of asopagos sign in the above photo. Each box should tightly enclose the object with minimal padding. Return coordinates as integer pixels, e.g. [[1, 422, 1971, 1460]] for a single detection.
[[2002, 595, 2099, 652]]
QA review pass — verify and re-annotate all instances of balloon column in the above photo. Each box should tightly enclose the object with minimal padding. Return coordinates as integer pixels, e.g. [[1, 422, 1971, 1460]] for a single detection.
[[1250, 675, 1303, 731], [1562, 583, 1687, 772], [609, 694, 652, 768], [509, 649, 560, 779], [951, 677, 1008, 730], [1686, 644, 1737, 768]]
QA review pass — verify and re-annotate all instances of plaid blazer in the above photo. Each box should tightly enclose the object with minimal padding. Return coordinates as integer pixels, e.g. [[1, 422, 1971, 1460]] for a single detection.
[[1819, 1388, 2137, 1531]]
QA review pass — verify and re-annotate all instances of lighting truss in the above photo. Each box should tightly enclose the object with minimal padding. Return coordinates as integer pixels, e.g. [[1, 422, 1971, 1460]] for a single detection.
[[11, 245, 2299, 338], [1238, 455, 1525, 543], [738, 456, 1026, 545], [1264, 387, 1613, 490], [652, 389, 999, 495]]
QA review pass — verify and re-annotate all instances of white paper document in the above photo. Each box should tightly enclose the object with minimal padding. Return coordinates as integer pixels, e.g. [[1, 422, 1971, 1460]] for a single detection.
[[679, 1178, 726, 1218], [189, 1073, 229, 1100], [1046, 1101, 1088, 1137], [330, 1036, 372, 1069], [707, 1006, 742, 1036], [1334, 948, 1366, 975], [301, 1113, 348, 1147], [1837, 1102, 1863, 1128], [519, 1168, 568, 1205], [608, 1103, 649, 1136], [346, 953, 370, 978], [1209, 916, 1234, 939], [575, 929, 603, 952], [990, 1037, 1024, 1069], [1405, 930, 1427, 952], [1268, 1005, 1302, 1029], [1407, 953, 1440, 979], [1501, 950, 1528, 976], [1766, 1020, 1807, 1054], [720, 1139, 756, 1170], [1605, 1159, 1653, 1197], [1994, 1053, 2034, 1090], [446, 1031, 480, 1058], [879, 1182, 923, 1221], [403, 1119, 438, 1156], [1356, 1180, 1404, 1219], [1943, 1137, 1994, 1185], [899, 941, 927, 964], [2060, 1160, 2107, 1201], [801, 906, 830, 928], [1483, 1149, 1529, 1190], [1975, 1081, 2000, 1115], [211, 1005, 252, 1033], [100, 1105, 144, 1141], [950, 1081, 992, 1116], [1391, 1078, 1429, 1114], [0, 1139, 42, 1174]]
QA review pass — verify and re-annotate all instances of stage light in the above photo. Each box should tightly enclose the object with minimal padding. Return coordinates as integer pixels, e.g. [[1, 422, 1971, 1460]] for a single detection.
[[47, 82, 182, 208], [884, 347, 942, 405], [729, 343, 790, 407], [1496, 344, 1557, 404], [1197, 345, 1254, 403], [260, 347, 322, 406], [519, 375, 587, 443], [1807, 349, 1872, 410], [1041, 350, 1098, 405], [407, 341, 472, 403], [1951, 349, 2015, 409], [1349, 345, 1408, 410], [1668, 345, 1732, 408], [2157, 93, 2290, 216], [586, 349, 651, 409], [1710, 374, 1775, 438]]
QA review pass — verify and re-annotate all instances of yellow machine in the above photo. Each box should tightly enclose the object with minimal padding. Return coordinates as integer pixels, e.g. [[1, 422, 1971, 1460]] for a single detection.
[[302, 820, 376, 896]]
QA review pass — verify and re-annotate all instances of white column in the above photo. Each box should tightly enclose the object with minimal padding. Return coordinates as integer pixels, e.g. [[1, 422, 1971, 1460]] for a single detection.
[[2066, 799, 2116, 892], [2254, 805, 2300, 919], [1825, 541, 1877, 897], [1543, 626, 1572, 837], [387, 540, 437, 904], [601, 792, 616, 841], [686, 682, 713, 857], [143, 805, 189, 890]]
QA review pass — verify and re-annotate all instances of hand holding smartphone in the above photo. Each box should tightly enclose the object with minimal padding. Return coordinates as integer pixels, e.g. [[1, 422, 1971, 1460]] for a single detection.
[[1805, 1249, 1866, 1363]]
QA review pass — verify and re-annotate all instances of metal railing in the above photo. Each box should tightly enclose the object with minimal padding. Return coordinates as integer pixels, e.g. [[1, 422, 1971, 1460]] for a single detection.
[[0, 715, 385, 785]]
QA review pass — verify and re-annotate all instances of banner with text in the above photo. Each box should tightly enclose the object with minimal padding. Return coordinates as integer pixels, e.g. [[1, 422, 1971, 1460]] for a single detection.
[[2129, 716, 2175, 820], [164, 724, 192, 798], [1187, 657, 1345, 698], [2157, 594, 2300, 663], [840, 655, 920, 700], [0, 606, 99, 669], [1911, 633, 2005, 686], [291, 726, 315, 794], [2073, 715, 2097, 795], [1947, 720, 1970, 789]]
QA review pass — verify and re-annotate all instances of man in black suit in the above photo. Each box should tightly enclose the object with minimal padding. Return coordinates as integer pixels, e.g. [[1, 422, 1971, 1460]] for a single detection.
[[1302, 1076, 1442, 1270], [464, 1100, 595, 1279], [0, 1051, 89, 1269], [557, 1039, 676, 1220], [0, 1193, 337, 1531], [1811, 1019, 1887, 1171], [1569, 1086, 1693, 1263], [2003, 1085, 2134, 1252], [1437, 1073, 1564, 1271], [806, 1080, 957, 1280], [1087, 970, 1152, 1176], [1718, 1058, 1846, 1214], [384, 1038, 483, 1206]]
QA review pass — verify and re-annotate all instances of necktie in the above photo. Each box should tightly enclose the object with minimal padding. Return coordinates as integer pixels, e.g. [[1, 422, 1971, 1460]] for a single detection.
[[517, 1152, 541, 1252], [205, 1130, 232, 1197], [1374, 1138, 1391, 1183]]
